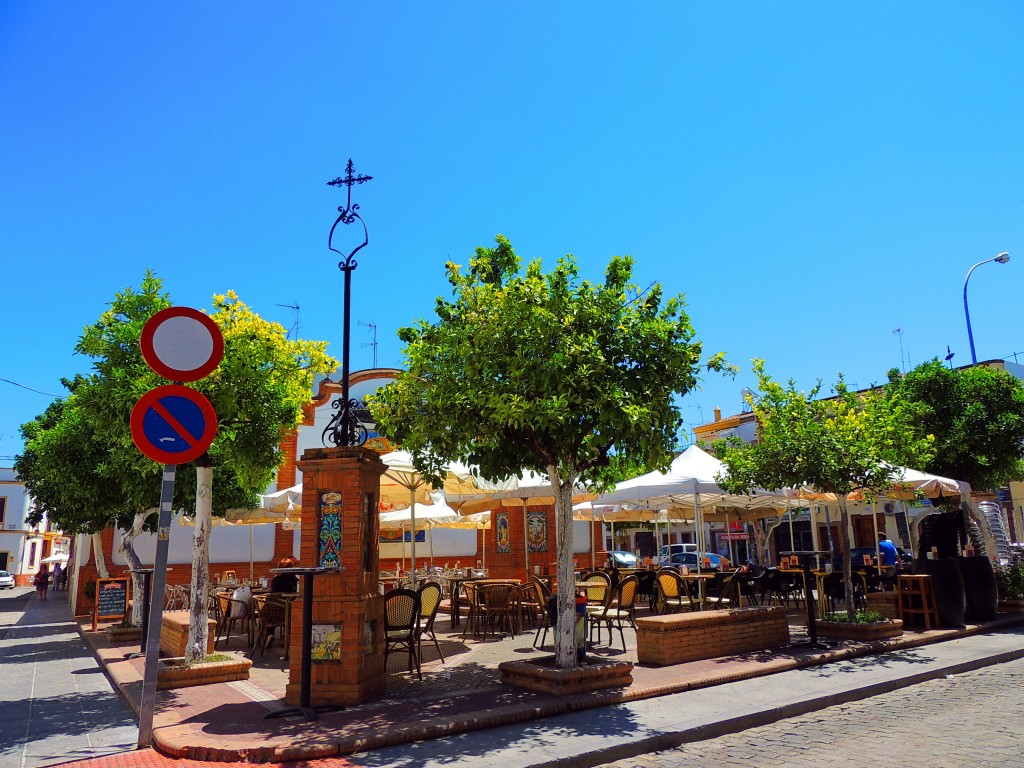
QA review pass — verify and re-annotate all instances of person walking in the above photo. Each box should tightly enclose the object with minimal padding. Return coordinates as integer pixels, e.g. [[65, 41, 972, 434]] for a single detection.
[[51, 563, 63, 592], [34, 564, 50, 603]]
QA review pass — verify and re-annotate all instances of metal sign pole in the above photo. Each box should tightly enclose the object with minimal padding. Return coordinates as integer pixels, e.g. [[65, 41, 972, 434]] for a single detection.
[[137, 464, 176, 748]]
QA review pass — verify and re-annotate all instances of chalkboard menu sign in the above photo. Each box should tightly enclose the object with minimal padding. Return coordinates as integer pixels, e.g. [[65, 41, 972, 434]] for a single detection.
[[92, 577, 130, 631]]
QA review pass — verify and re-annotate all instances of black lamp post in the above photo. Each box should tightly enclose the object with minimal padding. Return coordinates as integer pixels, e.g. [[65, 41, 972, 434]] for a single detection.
[[322, 159, 373, 448]]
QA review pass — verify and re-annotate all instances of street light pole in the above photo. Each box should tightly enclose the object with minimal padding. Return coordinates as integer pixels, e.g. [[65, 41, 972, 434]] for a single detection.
[[322, 159, 374, 447], [963, 252, 1010, 365]]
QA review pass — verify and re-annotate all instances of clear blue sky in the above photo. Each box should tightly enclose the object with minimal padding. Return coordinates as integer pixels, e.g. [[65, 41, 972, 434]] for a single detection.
[[2, 3, 1022, 462]]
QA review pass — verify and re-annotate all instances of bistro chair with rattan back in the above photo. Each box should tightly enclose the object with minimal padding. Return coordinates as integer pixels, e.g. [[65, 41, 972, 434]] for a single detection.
[[580, 571, 612, 608], [518, 581, 543, 630], [254, 595, 288, 656], [655, 569, 697, 614], [384, 587, 422, 679], [460, 581, 480, 639], [477, 582, 517, 639], [417, 580, 445, 664], [823, 572, 866, 613], [532, 576, 553, 648], [215, 593, 253, 650], [589, 575, 639, 651], [763, 568, 802, 608], [705, 570, 743, 610]]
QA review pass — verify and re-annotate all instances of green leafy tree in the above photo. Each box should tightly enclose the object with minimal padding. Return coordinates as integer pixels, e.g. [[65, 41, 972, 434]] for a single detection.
[[370, 235, 731, 668], [885, 359, 1024, 492], [718, 360, 935, 618], [74, 275, 337, 661]]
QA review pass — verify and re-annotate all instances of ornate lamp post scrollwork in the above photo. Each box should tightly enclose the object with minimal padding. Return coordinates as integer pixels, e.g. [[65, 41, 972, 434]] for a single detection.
[[322, 159, 373, 448]]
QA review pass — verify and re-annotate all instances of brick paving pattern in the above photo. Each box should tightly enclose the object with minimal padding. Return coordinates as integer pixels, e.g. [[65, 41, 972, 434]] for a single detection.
[[597, 656, 1024, 768]]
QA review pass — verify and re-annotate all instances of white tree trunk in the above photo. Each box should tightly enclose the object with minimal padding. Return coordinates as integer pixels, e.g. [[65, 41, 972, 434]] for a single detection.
[[118, 511, 148, 625], [92, 532, 110, 578], [186, 465, 214, 664], [549, 464, 579, 670], [751, 518, 785, 565], [838, 495, 855, 620]]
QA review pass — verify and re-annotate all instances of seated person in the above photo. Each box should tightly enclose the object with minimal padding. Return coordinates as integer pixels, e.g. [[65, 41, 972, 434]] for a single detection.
[[270, 557, 299, 593], [878, 532, 901, 567]]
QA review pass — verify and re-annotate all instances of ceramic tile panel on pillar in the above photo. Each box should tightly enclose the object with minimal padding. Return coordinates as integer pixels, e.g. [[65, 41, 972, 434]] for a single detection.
[[286, 446, 387, 706]]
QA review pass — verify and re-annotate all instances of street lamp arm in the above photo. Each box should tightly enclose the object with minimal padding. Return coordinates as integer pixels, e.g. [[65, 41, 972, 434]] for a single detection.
[[962, 253, 1010, 366]]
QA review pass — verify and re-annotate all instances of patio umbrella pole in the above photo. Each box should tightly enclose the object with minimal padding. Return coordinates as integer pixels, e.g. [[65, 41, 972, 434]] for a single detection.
[[523, 499, 530, 581], [694, 478, 703, 574], [823, 504, 835, 555], [729, 512, 737, 565], [874, 502, 882, 565], [429, 522, 435, 571], [410, 488, 418, 586], [249, 526, 254, 584], [590, 502, 596, 570], [903, 500, 917, 554]]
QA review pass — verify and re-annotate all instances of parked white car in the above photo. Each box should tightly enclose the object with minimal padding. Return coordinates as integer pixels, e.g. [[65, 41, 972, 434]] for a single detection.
[[0, 571, 15, 589], [659, 543, 698, 561]]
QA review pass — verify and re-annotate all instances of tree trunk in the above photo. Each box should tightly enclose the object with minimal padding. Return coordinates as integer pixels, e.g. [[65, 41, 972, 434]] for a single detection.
[[186, 464, 214, 664], [549, 464, 578, 670], [838, 495, 855, 621], [752, 517, 785, 565], [92, 532, 110, 578], [118, 511, 148, 626]]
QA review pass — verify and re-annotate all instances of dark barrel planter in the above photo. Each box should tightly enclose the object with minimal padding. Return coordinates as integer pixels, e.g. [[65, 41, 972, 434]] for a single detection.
[[915, 558, 966, 628], [958, 556, 998, 622]]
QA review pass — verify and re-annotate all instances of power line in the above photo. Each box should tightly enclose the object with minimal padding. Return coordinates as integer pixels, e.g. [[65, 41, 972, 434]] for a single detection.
[[0, 377, 61, 398]]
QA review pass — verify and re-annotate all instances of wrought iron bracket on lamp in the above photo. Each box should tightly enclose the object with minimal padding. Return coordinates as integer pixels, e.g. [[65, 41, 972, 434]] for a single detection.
[[322, 159, 373, 448]]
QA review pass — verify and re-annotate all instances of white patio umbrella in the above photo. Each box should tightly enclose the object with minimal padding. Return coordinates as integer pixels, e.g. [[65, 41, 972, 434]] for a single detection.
[[380, 501, 462, 570], [380, 450, 481, 584], [595, 445, 795, 570]]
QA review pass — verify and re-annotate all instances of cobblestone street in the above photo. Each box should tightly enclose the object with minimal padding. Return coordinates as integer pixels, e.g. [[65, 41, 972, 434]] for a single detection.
[[598, 656, 1024, 768]]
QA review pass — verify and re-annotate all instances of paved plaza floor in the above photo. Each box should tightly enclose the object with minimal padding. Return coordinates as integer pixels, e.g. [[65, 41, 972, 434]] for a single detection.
[[0, 587, 137, 768], [7, 584, 1024, 768]]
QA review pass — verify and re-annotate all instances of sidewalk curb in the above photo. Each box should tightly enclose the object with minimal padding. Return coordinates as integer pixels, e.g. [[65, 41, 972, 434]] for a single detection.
[[79, 613, 1024, 764]]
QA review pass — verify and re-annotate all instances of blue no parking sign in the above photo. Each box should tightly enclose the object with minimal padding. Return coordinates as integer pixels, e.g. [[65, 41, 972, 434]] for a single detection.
[[130, 385, 218, 465]]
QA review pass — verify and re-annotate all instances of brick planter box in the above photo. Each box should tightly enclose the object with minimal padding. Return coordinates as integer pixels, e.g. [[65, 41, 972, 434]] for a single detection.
[[160, 610, 215, 658], [158, 657, 252, 690], [105, 624, 142, 643], [865, 591, 899, 620], [635, 606, 789, 666], [499, 656, 633, 695], [817, 618, 903, 641], [998, 598, 1024, 612]]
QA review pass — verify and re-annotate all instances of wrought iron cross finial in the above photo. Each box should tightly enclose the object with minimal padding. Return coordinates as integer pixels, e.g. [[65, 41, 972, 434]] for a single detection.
[[327, 158, 373, 214]]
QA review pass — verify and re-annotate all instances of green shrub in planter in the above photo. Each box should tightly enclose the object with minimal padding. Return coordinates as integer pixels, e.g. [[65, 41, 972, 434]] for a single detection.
[[822, 610, 887, 624], [995, 563, 1024, 601]]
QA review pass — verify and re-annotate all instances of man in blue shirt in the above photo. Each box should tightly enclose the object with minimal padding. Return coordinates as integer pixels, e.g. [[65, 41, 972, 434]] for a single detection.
[[878, 532, 901, 567]]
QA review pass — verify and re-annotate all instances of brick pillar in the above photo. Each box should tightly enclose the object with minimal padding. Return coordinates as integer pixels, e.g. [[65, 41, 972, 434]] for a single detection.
[[285, 446, 387, 706]]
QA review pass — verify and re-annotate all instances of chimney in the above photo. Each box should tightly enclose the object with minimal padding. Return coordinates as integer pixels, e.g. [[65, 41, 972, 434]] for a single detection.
[[714, 406, 721, 422]]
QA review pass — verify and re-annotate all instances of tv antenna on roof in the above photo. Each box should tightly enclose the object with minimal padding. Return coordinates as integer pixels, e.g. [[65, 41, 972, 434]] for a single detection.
[[276, 303, 300, 341], [740, 388, 754, 412], [944, 346, 955, 370], [359, 321, 377, 368], [893, 327, 906, 373]]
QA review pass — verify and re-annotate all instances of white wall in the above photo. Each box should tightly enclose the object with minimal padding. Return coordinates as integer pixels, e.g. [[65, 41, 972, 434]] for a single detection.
[[112, 516, 277, 566], [380, 527, 477, 562]]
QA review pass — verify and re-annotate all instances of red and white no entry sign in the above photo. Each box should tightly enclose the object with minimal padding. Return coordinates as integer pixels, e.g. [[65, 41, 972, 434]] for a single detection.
[[141, 307, 224, 382]]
